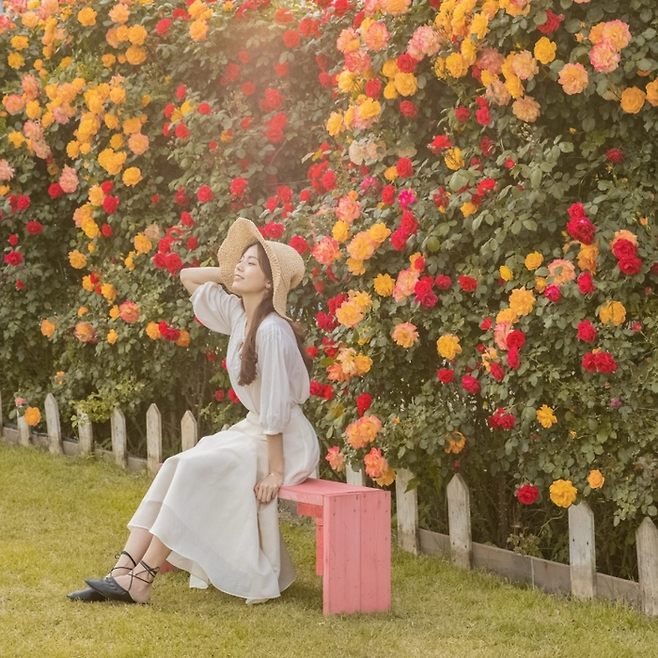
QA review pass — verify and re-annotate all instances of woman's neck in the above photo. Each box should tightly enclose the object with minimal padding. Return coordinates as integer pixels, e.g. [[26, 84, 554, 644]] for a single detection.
[[242, 292, 264, 333]]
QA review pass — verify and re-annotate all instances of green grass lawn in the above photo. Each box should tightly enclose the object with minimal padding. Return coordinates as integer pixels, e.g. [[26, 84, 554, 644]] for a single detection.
[[1, 441, 657, 658]]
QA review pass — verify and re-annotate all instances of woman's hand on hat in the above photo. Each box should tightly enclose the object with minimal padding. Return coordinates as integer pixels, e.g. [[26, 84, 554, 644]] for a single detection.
[[254, 471, 284, 504]]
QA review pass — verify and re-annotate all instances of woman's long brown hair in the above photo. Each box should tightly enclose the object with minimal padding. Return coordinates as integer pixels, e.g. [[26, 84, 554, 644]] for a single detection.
[[238, 242, 313, 386]]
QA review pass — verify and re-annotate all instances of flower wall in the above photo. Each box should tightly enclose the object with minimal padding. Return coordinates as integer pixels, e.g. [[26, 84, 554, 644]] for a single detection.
[[2, 0, 658, 571]]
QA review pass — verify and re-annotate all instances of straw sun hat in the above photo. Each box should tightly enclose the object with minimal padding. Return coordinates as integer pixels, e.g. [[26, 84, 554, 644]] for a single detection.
[[217, 217, 305, 320]]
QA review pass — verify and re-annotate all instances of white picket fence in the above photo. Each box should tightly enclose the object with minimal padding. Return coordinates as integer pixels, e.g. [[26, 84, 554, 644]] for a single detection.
[[2, 390, 658, 617]]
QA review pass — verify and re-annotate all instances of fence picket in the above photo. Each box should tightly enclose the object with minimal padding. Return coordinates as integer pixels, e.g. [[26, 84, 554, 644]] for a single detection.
[[395, 468, 419, 555], [110, 408, 127, 468], [146, 404, 162, 475], [346, 463, 365, 487], [568, 502, 597, 599], [181, 411, 197, 451], [77, 409, 94, 455], [637, 517, 658, 617], [44, 393, 63, 455], [447, 473, 472, 569], [18, 415, 30, 447]]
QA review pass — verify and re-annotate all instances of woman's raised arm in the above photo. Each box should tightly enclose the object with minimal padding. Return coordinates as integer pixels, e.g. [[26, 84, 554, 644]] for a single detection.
[[179, 266, 223, 295]]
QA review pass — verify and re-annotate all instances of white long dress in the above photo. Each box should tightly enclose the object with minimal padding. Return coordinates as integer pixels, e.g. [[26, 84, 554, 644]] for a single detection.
[[127, 281, 320, 600]]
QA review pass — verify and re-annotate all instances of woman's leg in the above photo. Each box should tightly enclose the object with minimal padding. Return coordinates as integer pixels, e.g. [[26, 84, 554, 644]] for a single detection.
[[109, 527, 153, 574], [111, 534, 172, 603]]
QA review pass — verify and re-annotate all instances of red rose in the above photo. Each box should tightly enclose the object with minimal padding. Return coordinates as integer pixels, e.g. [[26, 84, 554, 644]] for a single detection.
[[576, 321, 597, 343], [228, 388, 240, 404], [265, 125, 284, 143], [176, 85, 186, 100], [238, 50, 250, 63], [577, 271, 595, 294], [612, 238, 637, 260], [582, 352, 597, 372], [48, 183, 63, 199], [103, 196, 119, 213], [381, 184, 395, 205], [321, 170, 337, 191], [259, 222, 284, 239], [299, 17, 318, 37], [618, 256, 642, 275], [306, 346, 318, 359], [356, 393, 372, 417], [316, 311, 338, 331], [263, 87, 283, 110], [454, 106, 470, 122], [289, 236, 310, 254], [566, 216, 595, 245], [537, 9, 564, 34], [318, 71, 333, 87], [187, 237, 198, 250], [197, 185, 214, 203], [458, 275, 477, 292], [396, 157, 413, 178], [400, 210, 418, 235], [4, 250, 23, 266], [328, 293, 348, 314], [437, 368, 454, 384], [165, 252, 183, 275], [461, 375, 481, 395], [198, 102, 212, 114], [567, 202, 587, 219], [17, 195, 30, 211], [595, 352, 618, 373], [506, 330, 526, 349], [490, 361, 506, 382], [229, 177, 248, 199], [429, 134, 452, 153], [414, 276, 438, 308], [322, 384, 334, 400], [390, 228, 409, 251], [480, 317, 492, 330], [26, 220, 43, 235], [274, 7, 293, 23], [606, 148, 625, 164], [225, 63, 240, 81], [396, 53, 417, 73], [544, 284, 561, 302], [435, 275, 452, 290], [174, 123, 190, 139], [156, 18, 172, 36], [365, 78, 382, 98], [282, 29, 300, 48], [399, 100, 418, 117], [101, 224, 113, 237], [507, 346, 520, 370], [8, 233, 18, 246], [101, 181, 114, 194], [214, 390, 225, 402], [516, 484, 539, 505], [180, 211, 195, 227], [475, 105, 491, 126], [275, 62, 289, 77]]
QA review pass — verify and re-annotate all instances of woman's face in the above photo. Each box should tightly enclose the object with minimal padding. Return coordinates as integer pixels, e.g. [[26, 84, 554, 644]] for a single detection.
[[232, 244, 270, 297]]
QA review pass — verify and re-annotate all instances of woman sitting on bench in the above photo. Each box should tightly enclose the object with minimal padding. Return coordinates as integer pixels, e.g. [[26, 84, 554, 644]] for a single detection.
[[68, 217, 320, 605]]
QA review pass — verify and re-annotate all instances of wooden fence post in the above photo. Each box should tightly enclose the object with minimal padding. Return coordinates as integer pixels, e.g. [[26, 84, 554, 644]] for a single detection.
[[395, 468, 419, 555], [447, 473, 472, 569], [44, 393, 63, 455], [146, 404, 162, 475], [18, 415, 31, 447], [568, 502, 597, 599], [181, 411, 197, 451], [77, 409, 94, 455], [111, 408, 127, 468], [637, 517, 658, 617], [346, 462, 366, 487], [0, 390, 3, 437]]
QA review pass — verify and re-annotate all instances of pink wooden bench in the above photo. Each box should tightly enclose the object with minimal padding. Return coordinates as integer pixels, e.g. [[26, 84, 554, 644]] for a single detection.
[[279, 477, 391, 615]]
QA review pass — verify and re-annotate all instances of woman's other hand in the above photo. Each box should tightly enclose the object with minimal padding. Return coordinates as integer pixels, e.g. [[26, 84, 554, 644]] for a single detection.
[[254, 472, 284, 504]]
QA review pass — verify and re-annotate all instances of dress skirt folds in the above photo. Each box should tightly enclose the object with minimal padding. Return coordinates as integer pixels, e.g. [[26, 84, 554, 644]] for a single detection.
[[127, 282, 320, 601]]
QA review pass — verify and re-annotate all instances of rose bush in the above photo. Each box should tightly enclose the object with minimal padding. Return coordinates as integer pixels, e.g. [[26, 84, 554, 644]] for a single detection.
[[2, 0, 658, 575]]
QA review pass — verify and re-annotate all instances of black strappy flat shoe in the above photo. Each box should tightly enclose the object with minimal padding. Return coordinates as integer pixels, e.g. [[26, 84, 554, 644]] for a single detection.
[[67, 550, 137, 602], [85, 559, 159, 604]]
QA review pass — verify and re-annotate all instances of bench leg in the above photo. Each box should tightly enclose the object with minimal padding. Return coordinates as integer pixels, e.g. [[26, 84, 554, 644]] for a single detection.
[[316, 517, 324, 576], [322, 492, 391, 615]]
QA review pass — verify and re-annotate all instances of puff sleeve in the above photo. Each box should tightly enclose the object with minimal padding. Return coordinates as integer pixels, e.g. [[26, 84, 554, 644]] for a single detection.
[[256, 320, 300, 435], [190, 281, 243, 335]]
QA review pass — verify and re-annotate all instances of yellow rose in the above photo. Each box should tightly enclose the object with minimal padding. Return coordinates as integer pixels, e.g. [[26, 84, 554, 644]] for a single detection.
[[189, 19, 209, 42], [381, 59, 399, 78], [23, 406, 42, 426], [470, 13, 489, 40], [40, 318, 57, 337], [110, 134, 125, 150], [347, 258, 365, 275], [373, 273, 394, 296], [77, 7, 97, 26], [620, 86, 646, 114], [81, 276, 94, 292], [358, 98, 381, 120], [336, 299, 365, 328], [11, 36, 29, 51], [437, 334, 462, 360], [509, 288, 535, 316], [126, 45, 147, 66], [128, 25, 148, 45], [133, 233, 152, 255], [588, 469, 605, 490], [326, 111, 344, 137], [461, 202, 478, 217], [109, 4, 130, 23], [105, 114, 120, 130], [445, 52, 469, 78], [81, 217, 100, 239], [109, 305, 120, 320], [549, 479, 577, 508], [107, 329, 119, 345], [146, 322, 161, 340], [394, 72, 418, 97], [337, 70, 359, 94], [524, 252, 543, 270], [98, 148, 126, 176], [536, 404, 557, 429], [122, 166, 142, 187], [122, 117, 142, 134], [534, 37, 557, 65], [598, 300, 626, 326], [383, 81, 398, 100], [125, 252, 135, 271], [384, 166, 399, 181], [499, 265, 514, 281], [646, 79, 658, 107], [101, 283, 117, 302], [578, 242, 598, 273], [534, 277, 547, 293], [176, 329, 191, 347], [496, 307, 518, 324], [8, 52, 25, 69], [444, 148, 465, 171], [68, 250, 87, 269], [347, 232, 376, 261]]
